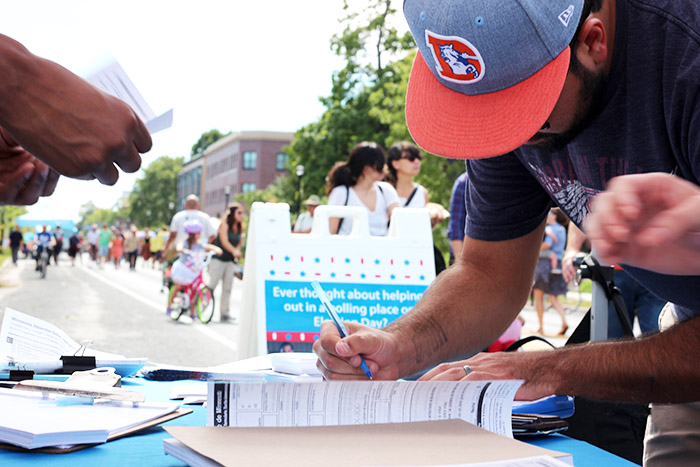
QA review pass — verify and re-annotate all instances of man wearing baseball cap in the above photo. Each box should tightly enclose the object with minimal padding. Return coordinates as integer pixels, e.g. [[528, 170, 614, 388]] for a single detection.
[[315, 0, 700, 464]]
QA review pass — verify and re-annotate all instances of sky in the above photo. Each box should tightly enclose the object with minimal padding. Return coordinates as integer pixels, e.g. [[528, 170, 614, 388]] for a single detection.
[[1, 1, 406, 222]]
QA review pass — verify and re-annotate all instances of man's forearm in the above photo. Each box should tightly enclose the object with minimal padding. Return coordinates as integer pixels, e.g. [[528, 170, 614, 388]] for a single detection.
[[523, 316, 700, 403], [385, 224, 545, 377], [565, 222, 587, 255]]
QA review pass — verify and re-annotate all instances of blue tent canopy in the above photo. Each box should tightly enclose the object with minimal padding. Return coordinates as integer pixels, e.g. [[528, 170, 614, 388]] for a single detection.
[[15, 215, 75, 233]]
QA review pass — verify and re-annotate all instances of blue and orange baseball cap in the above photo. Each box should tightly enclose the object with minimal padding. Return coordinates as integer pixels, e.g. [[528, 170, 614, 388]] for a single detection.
[[404, 0, 585, 159]]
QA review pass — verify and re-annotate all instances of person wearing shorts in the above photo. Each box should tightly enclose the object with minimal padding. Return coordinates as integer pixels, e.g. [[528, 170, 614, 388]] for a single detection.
[[97, 223, 111, 268], [86, 223, 99, 262]]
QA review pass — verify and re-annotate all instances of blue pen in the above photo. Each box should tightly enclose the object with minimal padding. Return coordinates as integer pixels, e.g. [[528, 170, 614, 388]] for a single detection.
[[311, 281, 373, 380]]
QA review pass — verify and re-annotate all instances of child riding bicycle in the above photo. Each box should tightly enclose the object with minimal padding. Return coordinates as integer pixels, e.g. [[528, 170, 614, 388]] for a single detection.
[[166, 220, 222, 319]]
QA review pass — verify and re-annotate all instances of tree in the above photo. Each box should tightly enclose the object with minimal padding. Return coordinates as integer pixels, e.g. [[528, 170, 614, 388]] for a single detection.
[[265, 0, 463, 255], [0, 205, 27, 251], [127, 156, 183, 228], [81, 207, 121, 229], [191, 129, 229, 159]]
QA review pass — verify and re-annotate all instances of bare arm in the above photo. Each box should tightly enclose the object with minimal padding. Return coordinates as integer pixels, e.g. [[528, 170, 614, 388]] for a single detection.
[[386, 202, 399, 222], [424, 315, 700, 403], [205, 244, 224, 256], [562, 222, 588, 282], [329, 217, 340, 235], [0, 34, 151, 185], [165, 231, 178, 251], [315, 220, 545, 379]]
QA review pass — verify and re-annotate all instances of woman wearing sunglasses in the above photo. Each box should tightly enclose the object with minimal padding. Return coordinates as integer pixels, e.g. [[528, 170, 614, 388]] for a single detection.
[[326, 141, 400, 236], [387, 141, 449, 275], [208, 203, 244, 322], [385, 141, 429, 209]]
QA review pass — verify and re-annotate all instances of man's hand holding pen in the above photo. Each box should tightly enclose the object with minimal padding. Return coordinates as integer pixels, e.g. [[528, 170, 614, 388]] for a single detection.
[[313, 320, 403, 381]]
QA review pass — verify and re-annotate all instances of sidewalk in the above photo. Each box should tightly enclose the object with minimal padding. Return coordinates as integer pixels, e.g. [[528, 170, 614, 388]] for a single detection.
[[517, 290, 591, 349], [0, 253, 590, 350], [0, 257, 21, 287]]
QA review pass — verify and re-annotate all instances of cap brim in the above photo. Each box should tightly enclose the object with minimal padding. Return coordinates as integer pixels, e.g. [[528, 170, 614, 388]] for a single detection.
[[405, 48, 571, 159]]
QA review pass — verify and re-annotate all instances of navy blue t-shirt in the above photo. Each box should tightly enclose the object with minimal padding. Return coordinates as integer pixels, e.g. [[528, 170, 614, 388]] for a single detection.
[[465, 0, 700, 319]]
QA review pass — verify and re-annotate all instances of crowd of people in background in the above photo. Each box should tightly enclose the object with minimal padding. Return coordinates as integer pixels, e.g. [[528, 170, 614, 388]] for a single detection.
[[12, 222, 175, 271], [2, 139, 665, 338]]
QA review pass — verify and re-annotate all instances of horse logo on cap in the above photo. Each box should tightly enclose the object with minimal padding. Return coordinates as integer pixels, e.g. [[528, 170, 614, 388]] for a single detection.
[[426, 30, 484, 84]]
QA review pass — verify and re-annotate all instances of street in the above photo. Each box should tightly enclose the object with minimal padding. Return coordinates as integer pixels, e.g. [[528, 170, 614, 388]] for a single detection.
[[0, 252, 590, 371], [0, 253, 243, 367]]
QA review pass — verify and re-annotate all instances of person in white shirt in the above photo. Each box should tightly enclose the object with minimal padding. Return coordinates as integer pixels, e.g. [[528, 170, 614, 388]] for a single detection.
[[293, 195, 321, 234], [385, 141, 429, 208], [386, 140, 448, 275], [165, 195, 216, 252], [326, 142, 399, 236], [85, 223, 100, 261]]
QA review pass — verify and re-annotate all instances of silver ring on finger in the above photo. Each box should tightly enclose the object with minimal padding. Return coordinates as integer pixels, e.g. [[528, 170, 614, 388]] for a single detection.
[[463, 365, 472, 376]]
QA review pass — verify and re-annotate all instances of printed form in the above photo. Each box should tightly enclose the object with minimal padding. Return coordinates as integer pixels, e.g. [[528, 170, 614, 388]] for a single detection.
[[0, 308, 146, 376], [209, 380, 521, 437]]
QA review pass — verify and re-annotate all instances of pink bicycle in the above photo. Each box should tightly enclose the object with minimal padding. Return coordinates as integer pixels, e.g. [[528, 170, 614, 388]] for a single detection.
[[167, 250, 215, 323]]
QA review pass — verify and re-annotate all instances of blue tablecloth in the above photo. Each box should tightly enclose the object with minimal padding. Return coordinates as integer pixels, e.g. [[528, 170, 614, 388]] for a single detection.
[[0, 378, 637, 466]]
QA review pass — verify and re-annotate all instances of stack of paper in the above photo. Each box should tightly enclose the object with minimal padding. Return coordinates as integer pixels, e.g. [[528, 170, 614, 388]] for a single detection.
[[269, 352, 321, 377], [207, 380, 520, 436], [163, 420, 573, 467], [0, 387, 184, 450], [147, 353, 323, 383], [0, 308, 147, 377]]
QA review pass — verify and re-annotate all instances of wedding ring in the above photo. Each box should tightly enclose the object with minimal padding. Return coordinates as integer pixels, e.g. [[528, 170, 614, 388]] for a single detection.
[[463, 365, 472, 376]]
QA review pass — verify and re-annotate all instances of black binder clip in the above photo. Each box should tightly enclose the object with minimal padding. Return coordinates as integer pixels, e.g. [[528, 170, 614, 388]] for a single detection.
[[58, 356, 97, 374], [9, 369, 34, 381], [56, 339, 96, 374]]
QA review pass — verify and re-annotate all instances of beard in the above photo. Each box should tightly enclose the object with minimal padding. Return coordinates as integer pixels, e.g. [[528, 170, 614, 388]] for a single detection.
[[528, 55, 608, 152]]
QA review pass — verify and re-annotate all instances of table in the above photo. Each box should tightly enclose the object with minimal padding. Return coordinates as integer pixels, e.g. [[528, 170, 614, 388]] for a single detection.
[[0, 378, 637, 466]]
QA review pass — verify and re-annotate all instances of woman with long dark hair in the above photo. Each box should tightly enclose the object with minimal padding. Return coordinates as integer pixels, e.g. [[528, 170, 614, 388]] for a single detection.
[[386, 141, 447, 275], [385, 141, 430, 208], [208, 203, 244, 322], [326, 141, 399, 236]]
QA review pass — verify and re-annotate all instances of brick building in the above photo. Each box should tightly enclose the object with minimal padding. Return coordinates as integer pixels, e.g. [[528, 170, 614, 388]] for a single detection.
[[177, 131, 294, 217], [177, 154, 204, 211]]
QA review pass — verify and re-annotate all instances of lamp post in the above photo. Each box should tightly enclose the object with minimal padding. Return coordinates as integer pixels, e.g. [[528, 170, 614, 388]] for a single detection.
[[224, 185, 231, 209], [295, 165, 305, 215]]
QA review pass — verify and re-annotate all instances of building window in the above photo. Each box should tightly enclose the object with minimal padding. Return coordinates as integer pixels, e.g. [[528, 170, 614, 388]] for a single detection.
[[275, 152, 288, 170], [241, 182, 256, 193], [243, 151, 257, 170]]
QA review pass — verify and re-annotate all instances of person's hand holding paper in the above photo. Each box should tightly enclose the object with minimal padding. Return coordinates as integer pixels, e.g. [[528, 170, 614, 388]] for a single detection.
[[0, 34, 151, 186], [0, 127, 58, 205]]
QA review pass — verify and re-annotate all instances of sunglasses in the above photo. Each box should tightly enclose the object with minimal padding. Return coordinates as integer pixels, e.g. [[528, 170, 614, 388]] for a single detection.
[[401, 153, 422, 162]]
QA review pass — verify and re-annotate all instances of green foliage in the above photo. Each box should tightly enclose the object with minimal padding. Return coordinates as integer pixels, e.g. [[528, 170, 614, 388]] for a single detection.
[[262, 0, 464, 255], [279, 0, 410, 201], [127, 156, 184, 228], [81, 207, 121, 228], [191, 129, 230, 158], [0, 206, 28, 250], [1, 206, 28, 227]]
